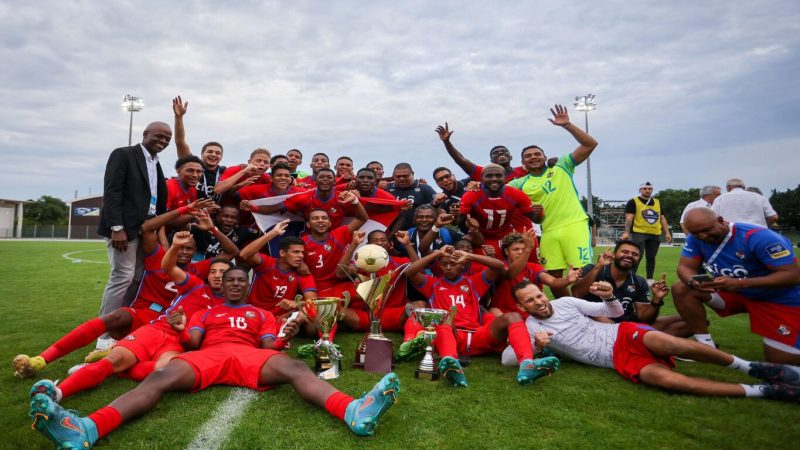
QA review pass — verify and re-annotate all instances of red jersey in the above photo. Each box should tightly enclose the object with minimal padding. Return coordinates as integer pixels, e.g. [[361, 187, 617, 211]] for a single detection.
[[248, 254, 317, 316], [470, 165, 527, 183], [491, 261, 545, 314], [237, 184, 302, 229], [414, 271, 493, 330], [359, 187, 396, 201], [303, 226, 352, 291], [131, 246, 212, 313], [283, 189, 354, 229], [220, 166, 270, 185], [150, 273, 224, 332], [166, 178, 198, 211], [188, 303, 277, 349], [294, 176, 317, 191], [459, 186, 534, 240]]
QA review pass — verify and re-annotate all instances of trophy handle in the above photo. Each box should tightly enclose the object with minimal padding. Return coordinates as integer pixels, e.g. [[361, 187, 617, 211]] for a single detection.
[[342, 291, 351, 309], [336, 264, 359, 284], [376, 262, 412, 317]]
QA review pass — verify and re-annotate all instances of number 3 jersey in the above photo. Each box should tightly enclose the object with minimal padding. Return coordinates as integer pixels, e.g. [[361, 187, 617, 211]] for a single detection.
[[188, 303, 278, 349], [682, 223, 800, 305], [414, 271, 493, 330]]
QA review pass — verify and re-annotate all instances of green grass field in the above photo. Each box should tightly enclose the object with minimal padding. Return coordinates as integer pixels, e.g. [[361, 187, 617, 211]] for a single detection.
[[1, 241, 798, 449]]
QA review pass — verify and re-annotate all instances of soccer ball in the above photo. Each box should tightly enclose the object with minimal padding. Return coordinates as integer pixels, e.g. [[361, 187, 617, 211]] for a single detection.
[[354, 244, 390, 273]]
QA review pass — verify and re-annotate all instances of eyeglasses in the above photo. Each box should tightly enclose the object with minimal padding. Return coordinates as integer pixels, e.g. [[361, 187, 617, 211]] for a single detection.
[[435, 173, 453, 182]]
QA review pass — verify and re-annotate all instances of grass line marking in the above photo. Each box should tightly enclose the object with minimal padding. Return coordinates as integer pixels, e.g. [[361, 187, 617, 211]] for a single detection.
[[185, 388, 257, 450], [61, 249, 107, 264]]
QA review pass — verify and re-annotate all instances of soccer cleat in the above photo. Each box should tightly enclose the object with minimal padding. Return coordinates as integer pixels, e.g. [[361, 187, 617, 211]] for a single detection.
[[748, 362, 800, 386], [517, 357, 560, 385], [761, 383, 800, 403], [395, 335, 426, 361], [345, 373, 400, 436], [94, 337, 117, 351], [13, 355, 47, 378], [84, 348, 111, 364], [29, 393, 98, 449], [438, 356, 468, 387], [30, 379, 63, 403]]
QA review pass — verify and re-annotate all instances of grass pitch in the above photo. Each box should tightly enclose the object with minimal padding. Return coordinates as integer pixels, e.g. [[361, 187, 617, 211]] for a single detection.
[[1, 241, 798, 449]]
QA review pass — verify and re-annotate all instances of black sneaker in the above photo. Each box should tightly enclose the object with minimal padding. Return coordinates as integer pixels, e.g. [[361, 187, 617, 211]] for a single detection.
[[749, 362, 800, 386]]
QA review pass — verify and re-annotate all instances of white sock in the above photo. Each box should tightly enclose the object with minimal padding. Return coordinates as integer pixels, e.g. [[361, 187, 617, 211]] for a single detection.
[[740, 384, 766, 398], [694, 334, 716, 348], [728, 355, 752, 374]]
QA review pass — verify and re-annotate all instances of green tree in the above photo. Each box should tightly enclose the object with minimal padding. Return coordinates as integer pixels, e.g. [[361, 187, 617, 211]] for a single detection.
[[24, 195, 68, 225], [654, 188, 699, 231], [769, 185, 800, 230]]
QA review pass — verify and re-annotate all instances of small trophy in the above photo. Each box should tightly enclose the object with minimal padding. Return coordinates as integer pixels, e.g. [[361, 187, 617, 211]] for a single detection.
[[410, 307, 451, 381], [300, 293, 350, 380]]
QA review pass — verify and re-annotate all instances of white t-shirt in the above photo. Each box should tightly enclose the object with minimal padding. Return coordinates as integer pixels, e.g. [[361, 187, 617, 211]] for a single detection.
[[711, 188, 776, 227], [680, 198, 712, 225], [501, 296, 624, 369]]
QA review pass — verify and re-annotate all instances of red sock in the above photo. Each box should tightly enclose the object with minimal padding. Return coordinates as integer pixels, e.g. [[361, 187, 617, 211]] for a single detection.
[[59, 359, 114, 400], [403, 318, 423, 342], [508, 321, 534, 362], [88, 406, 122, 439], [380, 307, 406, 331], [324, 391, 354, 421], [41, 318, 107, 363], [123, 361, 156, 381], [433, 325, 458, 358]]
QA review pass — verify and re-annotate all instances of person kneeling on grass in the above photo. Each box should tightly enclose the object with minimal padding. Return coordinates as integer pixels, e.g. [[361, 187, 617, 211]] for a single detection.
[[28, 266, 400, 449], [500, 280, 800, 402], [398, 245, 559, 387]]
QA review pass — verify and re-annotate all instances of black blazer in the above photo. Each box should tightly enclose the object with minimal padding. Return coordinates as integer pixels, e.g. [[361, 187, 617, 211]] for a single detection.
[[97, 144, 167, 240]]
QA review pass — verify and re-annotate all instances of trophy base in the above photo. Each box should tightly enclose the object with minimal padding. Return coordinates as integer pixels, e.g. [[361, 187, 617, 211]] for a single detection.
[[316, 357, 341, 380], [353, 349, 366, 369], [415, 367, 440, 381], [364, 337, 394, 374]]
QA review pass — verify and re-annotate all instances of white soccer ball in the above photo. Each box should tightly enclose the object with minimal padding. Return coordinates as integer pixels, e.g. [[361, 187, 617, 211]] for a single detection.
[[354, 244, 390, 273]]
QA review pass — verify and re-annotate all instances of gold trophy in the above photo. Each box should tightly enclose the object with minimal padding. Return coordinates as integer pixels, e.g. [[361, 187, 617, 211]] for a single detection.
[[410, 307, 451, 381], [299, 293, 350, 380]]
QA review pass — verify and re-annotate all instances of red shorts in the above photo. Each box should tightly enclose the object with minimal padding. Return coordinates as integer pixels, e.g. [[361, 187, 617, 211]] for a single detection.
[[120, 307, 161, 332], [711, 292, 800, 349], [115, 324, 183, 363], [175, 344, 286, 392], [456, 318, 505, 356], [612, 322, 675, 383]]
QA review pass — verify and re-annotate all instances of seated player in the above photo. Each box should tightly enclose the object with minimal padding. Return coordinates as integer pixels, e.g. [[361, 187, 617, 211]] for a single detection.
[[572, 240, 689, 337], [401, 245, 560, 386], [213, 147, 272, 196], [238, 221, 317, 319], [488, 230, 580, 316], [12, 200, 233, 377], [29, 231, 230, 402], [28, 266, 401, 449], [502, 280, 800, 402]]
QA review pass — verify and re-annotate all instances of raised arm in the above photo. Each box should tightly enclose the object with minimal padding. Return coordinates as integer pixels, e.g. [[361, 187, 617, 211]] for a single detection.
[[452, 250, 505, 282], [336, 230, 365, 279], [395, 230, 419, 262], [162, 230, 193, 283], [571, 250, 612, 298], [213, 164, 258, 195], [172, 96, 191, 159], [194, 210, 239, 259], [503, 228, 537, 280], [435, 123, 477, 176], [405, 246, 453, 284], [237, 220, 290, 266], [548, 104, 598, 165], [340, 190, 368, 232], [637, 273, 668, 324]]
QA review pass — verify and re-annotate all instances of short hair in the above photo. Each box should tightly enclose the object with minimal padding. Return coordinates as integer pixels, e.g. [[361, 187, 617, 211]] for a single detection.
[[175, 155, 203, 171], [209, 258, 233, 271], [367, 161, 383, 169], [271, 162, 291, 176], [520, 145, 544, 158], [700, 185, 720, 197], [613, 239, 642, 254], [483, 163, 504, 173], [356, 167, 376, 177], [287, 148, 303, 158], [223, 265, 250, 280], [312, 152, 329, 162], [250, 148, 271, 160], [726, 178, 746, 189], [489, 145, 509, 158], [501, 232, 524, 250], [511, 280, 537, 302], [270, 154, 288, 165], [317, 167, 335, 177], [279, 236, 305, 252], [393, 162, 413, 173], [432, 166, 451, 178], [336, 156, 353, 164], [201, 141, 224, 153], [414, 203, 436, 215], [367, 229, 387, 241], [308, 208, 330, 218]]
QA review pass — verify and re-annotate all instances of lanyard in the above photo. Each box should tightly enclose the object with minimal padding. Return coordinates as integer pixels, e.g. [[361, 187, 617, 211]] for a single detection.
[[704, 228, 733, 270]]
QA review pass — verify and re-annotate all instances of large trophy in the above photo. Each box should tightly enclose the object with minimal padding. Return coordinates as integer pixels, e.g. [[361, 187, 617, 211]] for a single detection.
[[300, 294, 350, 380], [410, 306, 451, 381], [350, 244, 409, 373]]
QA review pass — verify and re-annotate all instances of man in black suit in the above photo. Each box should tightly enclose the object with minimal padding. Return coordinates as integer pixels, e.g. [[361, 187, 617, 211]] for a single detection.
[[96, 121, 171, 348]]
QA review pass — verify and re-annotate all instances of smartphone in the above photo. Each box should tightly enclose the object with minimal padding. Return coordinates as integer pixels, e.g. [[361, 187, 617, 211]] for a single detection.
[[692, 274, 714, 283]]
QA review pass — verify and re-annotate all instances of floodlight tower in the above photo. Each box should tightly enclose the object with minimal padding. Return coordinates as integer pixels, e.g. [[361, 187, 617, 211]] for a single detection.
[[121, 95, 144, 146], [573, 94, 596, 217]]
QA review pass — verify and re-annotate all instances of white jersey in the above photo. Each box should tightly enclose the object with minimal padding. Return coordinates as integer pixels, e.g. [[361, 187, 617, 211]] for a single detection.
[[502, 297, 624, 369], [711, 188, 776, 227], [679, 198, 712, 225]]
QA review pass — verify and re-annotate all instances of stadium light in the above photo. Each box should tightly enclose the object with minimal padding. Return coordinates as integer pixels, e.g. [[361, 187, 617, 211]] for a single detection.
[[573, 94, 596, 218], [121, 95, 144, 146]]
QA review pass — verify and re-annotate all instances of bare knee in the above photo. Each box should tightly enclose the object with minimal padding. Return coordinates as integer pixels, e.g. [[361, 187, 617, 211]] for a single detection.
[[639, 365, 681, 391]]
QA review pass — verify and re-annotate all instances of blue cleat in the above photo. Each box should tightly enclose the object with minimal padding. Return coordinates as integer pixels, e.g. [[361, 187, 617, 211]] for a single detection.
[[761, 383, 800, 403], [345, 373, 400, 436], [30, 379, 63, 403], [517, 357, 560, 385], [439, 356, 468, 387], [748, 362, 800, 386], [29, 393, 97, 449]]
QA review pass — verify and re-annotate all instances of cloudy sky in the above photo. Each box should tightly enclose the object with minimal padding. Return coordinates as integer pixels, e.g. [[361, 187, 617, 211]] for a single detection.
[[1, 0, 798, 204]]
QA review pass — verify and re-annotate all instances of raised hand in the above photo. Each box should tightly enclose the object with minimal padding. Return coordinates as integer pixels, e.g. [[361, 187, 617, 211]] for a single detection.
[[194, 209, 214, 231], [565, 265, 582, 283], [272, 219, 291, 236], [432, 193, 447, 207], [548, 104, 570, 127], [597, 250, 614, 266], [351, 230, 366, 246], [451, 250, 470, 264], [338, 190, 358, 205], [395, 230, 411, 246], [240, 199, 253, 212], [466, 215, 480, 234], [589, 281, 614, 299], [435, 213, 454, 228], [188, 198, 216, 212], [172, 230, 193, 247], [435, 123, 454, 142], [172, 96, 188, 117], [439, 245, 455, 257], [465, 181, 481, 192], [651, 273, 669, 301], [481, 245, 497, 258]]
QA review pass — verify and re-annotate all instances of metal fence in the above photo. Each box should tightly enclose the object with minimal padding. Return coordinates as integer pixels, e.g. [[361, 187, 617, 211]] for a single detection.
[[0, 225, 101, 239]]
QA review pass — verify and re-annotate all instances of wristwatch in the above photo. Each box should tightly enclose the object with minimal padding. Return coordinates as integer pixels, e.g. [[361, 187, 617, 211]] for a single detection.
[[650, 300, 664, 307], [111, 225, 124, 232]]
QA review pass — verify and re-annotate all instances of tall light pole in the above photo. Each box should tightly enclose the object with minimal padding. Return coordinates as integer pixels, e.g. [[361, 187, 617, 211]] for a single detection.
[[121, 95, 144, 146], [573, 94, 596, 218]]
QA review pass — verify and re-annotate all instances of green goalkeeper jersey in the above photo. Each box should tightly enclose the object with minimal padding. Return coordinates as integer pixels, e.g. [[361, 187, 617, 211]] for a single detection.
[[508, 153, 588, 231]]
